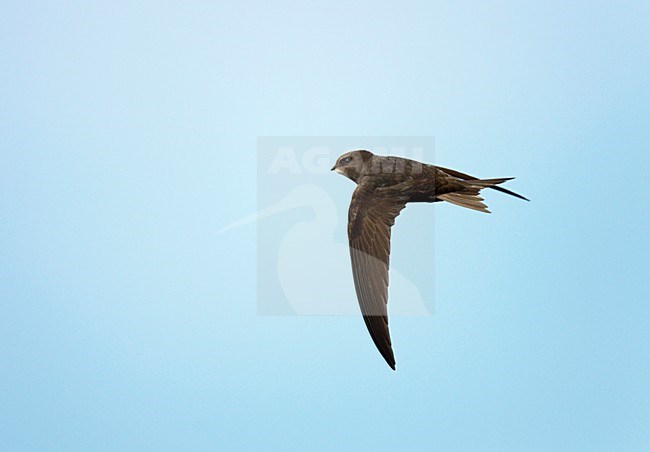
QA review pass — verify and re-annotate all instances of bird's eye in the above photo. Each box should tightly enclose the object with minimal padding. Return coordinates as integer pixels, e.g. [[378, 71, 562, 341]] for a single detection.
[[340, 156, 353, 165]]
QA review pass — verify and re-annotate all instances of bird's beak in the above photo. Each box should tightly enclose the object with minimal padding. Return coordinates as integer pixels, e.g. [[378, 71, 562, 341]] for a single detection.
[[330, 164, 336, 171]]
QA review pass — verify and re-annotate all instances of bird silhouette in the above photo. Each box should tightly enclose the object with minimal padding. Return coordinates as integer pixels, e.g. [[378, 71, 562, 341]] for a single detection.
[[332, 150, 528, 370], [218, 184, 429, 316]]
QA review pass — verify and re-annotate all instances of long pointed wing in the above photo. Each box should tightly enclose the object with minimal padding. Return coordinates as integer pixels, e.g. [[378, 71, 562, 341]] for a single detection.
[[347, 185, 410, 370]]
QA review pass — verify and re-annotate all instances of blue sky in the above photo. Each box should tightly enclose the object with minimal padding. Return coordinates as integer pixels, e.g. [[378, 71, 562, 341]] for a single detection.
[[1, 1, 649, 450]]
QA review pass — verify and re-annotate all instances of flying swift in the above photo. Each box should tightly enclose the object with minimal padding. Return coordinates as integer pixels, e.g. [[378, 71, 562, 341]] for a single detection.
[[332, 150, 528, 369]]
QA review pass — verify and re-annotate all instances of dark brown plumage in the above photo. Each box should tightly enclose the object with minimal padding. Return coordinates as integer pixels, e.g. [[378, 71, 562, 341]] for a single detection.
[[332, 150, 528, 370]]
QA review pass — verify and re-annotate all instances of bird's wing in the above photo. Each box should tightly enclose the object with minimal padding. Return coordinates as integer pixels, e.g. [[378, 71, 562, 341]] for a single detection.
[[347, 184, 410, 370]]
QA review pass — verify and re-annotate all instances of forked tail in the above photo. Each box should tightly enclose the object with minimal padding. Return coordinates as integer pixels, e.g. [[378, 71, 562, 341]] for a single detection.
[[436, 166, 530, 201], [438, 178, 514, 213]]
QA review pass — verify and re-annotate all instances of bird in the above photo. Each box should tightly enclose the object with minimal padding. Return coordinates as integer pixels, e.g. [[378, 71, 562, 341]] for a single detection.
[[331, 150, 528, 370]]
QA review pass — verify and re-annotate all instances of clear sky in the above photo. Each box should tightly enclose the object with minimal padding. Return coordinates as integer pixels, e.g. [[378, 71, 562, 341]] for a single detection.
[[1, 1, 649, 450]]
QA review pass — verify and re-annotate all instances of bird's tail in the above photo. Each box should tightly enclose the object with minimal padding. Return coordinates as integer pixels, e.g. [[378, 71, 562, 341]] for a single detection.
[[438, 178, 513, 213], [437, 166, 530, 201]]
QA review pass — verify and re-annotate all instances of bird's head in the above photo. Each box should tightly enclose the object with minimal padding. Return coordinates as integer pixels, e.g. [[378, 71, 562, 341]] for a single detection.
[[331, 150, 373, 183]]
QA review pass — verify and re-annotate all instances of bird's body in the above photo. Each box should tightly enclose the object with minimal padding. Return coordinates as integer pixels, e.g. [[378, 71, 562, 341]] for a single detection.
[[332, 150, 528, 370]]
